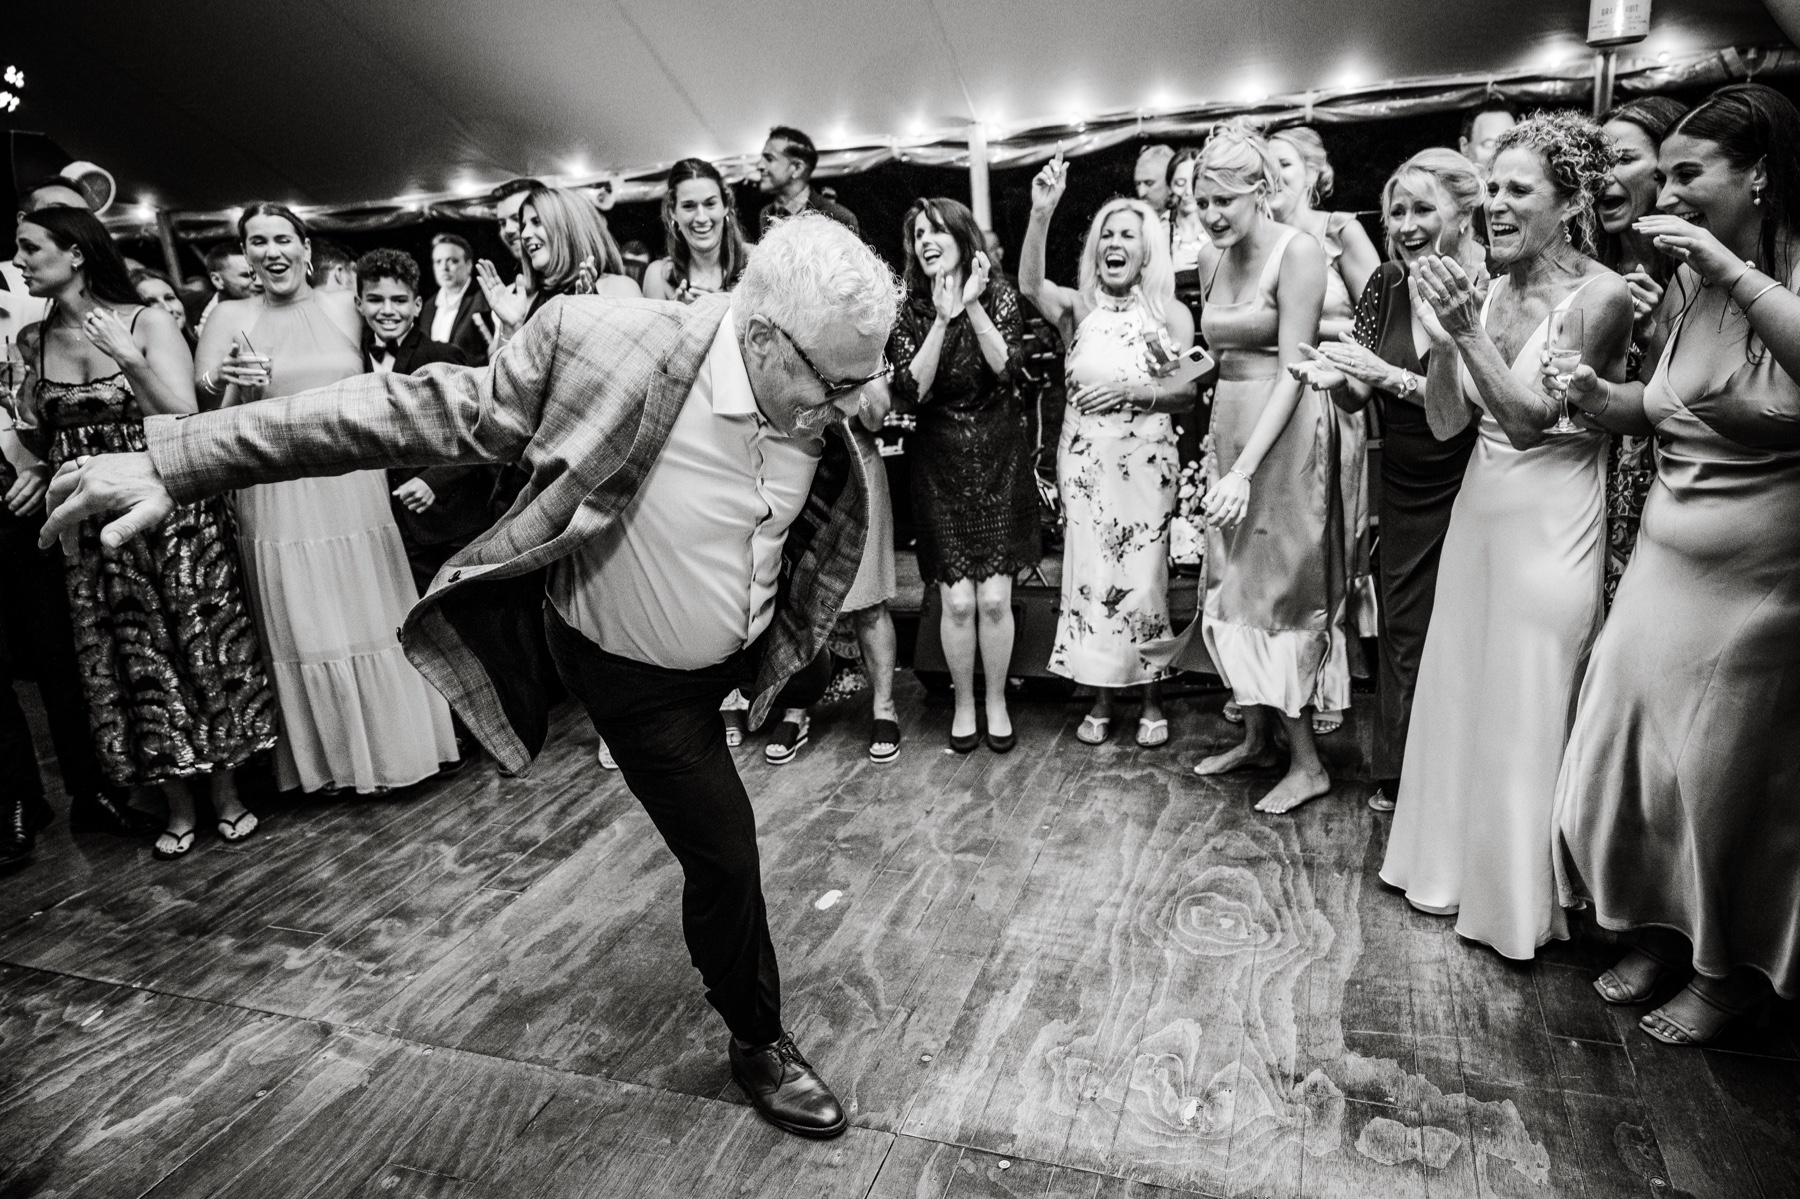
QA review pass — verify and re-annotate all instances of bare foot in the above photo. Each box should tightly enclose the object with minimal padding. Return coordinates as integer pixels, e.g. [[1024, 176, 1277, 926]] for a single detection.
[[1254, 767, 1332, 814], [1194, 741, 1281, 776]]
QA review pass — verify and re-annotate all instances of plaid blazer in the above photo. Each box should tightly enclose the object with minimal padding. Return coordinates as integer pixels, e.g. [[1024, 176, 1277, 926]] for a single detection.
[[144, 294, 872, 775]]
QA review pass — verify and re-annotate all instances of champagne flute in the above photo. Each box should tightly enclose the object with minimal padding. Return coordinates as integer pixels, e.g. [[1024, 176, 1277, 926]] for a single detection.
[[1543, 308, 1584, 436]]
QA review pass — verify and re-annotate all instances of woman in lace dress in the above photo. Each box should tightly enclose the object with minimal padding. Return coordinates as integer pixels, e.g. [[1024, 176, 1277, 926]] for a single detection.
[[14, 206, 275, 859], [891, 198, 1037, 752], [1021, 161, 1197, 750]]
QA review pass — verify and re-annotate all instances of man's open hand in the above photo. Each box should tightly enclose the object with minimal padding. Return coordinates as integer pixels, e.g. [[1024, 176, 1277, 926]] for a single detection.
[[39, 452, 176, 552]]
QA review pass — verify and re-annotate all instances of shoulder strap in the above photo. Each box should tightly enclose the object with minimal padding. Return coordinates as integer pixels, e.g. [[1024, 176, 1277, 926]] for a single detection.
[[1258, 226, 1300, 296], [128, 305, 147, 333]]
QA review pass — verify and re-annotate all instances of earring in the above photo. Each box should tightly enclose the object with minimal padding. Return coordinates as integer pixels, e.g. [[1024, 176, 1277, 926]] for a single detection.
[[1753, 184, 1765, 207]]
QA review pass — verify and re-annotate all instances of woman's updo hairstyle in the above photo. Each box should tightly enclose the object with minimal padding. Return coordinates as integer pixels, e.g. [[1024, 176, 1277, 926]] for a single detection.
[[236, 201, 310, 246], [1270, 126, 1335, 205], [1197, 118, 1284, 204], [1489, 110, 1618, 255], [1381, 148, 1486, 270]]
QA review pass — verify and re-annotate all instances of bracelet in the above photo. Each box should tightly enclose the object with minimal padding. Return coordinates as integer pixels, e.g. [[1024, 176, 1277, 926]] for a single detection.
[[1722, 264, 1754, 294], [199, 371, 218, 395], [1227, 467, 1252, 484], [1743, 281, 1784, 312]]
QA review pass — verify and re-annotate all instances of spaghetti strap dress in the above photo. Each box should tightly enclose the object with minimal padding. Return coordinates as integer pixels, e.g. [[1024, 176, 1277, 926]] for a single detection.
[[1554, 268, 1800, 998], [1181, 228, 1351, 716], [237, 295, 457, 793], [1381, 276, 1607, 960], [32, 308, 276, 785]]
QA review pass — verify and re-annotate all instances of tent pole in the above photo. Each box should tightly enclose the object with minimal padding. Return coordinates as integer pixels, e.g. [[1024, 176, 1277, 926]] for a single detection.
[[1592, 49, 1618, 118], [152, 208, 187, 284], [968, 122, 992, 231]]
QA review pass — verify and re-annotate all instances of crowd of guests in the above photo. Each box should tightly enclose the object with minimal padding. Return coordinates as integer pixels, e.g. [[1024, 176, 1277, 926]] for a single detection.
[[3, 87, 1798, 1051]]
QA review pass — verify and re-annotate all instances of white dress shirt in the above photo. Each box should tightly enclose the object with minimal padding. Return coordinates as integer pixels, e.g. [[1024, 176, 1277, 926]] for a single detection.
[[430, 280, 469, 344], [550, 306, 821, 670]]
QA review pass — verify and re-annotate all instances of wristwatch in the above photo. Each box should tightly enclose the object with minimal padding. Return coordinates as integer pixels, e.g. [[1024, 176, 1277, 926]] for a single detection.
[[1393, 369, 1419, 399]]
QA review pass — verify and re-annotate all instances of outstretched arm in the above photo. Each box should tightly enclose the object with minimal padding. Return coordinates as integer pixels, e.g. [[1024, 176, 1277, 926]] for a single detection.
[[42, 301, 566, 550]]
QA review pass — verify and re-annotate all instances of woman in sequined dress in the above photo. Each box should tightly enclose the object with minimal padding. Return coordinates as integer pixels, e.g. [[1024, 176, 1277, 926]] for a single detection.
[[891, 198, 1038, 752], [13, 206, 275, 859]]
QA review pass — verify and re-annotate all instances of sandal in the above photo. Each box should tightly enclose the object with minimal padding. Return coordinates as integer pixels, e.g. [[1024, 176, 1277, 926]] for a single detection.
[[1367, 787, 1397, 813], [1222, 701, 1244, 725], [765, 716, 810, 764], [1076, 714, 1113, 745], [216, 811, 260, 843], [1593, 948, 1673, 1005], [1640, 979, 1761, 1046], [1312, 710, 1344, 736], [153, 829, 196, 860], [1136, 717, 1169, 749], [869, 719, 901, 764]]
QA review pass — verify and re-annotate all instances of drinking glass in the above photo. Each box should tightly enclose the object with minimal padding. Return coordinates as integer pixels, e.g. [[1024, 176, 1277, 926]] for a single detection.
[[1543, 309, 1584, 436]]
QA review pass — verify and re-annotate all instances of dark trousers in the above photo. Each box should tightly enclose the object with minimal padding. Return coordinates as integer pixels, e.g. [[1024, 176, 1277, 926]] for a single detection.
[[544, 604, 829, 1045], [0, 507, 117, 807]]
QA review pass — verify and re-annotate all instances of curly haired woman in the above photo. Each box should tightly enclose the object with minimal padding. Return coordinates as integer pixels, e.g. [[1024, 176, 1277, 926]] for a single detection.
[[1378, 111, 1632, 960]]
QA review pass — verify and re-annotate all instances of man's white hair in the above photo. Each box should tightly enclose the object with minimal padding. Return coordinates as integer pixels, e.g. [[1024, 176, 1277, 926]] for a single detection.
[[736, 211, 899, 348]]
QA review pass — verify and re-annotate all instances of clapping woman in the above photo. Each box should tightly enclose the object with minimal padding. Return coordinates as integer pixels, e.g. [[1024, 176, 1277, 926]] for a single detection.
[[475, 184, 641, 343], [894, 198, 1037, 752], [1291, 148, 1485, 809], [1381, 113, 1631, 960], [1022, 158, 1196, 752], [1555, 84, 1800, 1043], [197, 203, 458, 795], [643, 158, 750, 301], [13, 206, 275, 857]]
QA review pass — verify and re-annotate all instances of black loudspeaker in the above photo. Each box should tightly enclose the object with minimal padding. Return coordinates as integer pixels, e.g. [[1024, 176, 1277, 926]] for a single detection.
[[911, 570, 1205, 687]]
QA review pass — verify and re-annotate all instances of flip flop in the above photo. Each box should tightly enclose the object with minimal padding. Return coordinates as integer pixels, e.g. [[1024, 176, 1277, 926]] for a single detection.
[[1136, 717, 1169, 748], [216, 811, 260, 843], [153, 829, 196, 860], [1222, 701, 1244, 725], [1312, 711, 1344, 735], [1077, 714, 1113, 745]]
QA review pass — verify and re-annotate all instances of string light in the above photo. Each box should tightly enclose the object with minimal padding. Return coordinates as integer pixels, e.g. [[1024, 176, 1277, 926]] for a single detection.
[[0, 64, 22, 114]]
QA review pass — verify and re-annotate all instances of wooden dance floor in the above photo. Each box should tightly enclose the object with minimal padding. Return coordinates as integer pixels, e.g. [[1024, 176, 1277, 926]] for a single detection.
[[5, 678, 1798, 1198]]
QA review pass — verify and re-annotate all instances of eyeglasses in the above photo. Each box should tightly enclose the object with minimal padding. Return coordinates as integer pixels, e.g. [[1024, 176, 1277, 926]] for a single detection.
[[765, 320, 890, 402]]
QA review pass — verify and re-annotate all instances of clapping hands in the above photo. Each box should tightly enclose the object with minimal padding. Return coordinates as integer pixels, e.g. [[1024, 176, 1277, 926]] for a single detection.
[[475, 259, 531, 332]]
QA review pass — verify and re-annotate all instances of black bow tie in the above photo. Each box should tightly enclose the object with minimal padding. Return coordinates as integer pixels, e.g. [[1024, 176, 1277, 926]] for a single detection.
[[372, 340, 398, 362]]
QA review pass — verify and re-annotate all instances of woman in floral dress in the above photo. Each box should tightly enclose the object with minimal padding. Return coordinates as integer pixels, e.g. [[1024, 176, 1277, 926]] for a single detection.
[[1021, 160, 1197, 749]]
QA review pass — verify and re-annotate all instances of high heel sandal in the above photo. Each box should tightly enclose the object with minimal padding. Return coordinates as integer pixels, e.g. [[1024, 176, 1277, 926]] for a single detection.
[[1640, 978, 1765, 1046], [1593, 947, 1675, 1005]]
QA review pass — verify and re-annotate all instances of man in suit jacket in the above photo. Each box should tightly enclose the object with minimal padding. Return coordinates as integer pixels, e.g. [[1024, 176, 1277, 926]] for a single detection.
[[44, 213, 897, 1141], [419, 233, 491, 366], [354, 248, 498, 595]]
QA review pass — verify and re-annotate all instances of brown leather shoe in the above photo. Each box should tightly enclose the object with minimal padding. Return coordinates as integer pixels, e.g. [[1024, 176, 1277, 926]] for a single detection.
[[729, 1033, 847, 1139]]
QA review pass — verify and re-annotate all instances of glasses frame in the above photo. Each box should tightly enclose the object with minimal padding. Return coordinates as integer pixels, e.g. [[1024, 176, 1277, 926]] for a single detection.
[[763, 318, 890, 402]]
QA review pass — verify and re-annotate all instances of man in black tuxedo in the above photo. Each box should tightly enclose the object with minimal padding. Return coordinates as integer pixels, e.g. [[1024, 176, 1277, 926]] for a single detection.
[[353, 249, 498, 596], [419, 233, 491, 366]]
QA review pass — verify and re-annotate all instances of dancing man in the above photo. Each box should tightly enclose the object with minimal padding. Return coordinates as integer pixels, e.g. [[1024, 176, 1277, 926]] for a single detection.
[[39, 212, 897, 1141]]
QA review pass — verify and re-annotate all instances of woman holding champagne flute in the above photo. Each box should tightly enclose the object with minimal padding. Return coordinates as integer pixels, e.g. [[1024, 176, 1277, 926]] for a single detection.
[[1378, 112, 1633, 961]]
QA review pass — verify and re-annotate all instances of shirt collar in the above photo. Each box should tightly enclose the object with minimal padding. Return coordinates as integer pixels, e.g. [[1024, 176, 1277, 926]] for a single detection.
[[706, 305, 759, 418]]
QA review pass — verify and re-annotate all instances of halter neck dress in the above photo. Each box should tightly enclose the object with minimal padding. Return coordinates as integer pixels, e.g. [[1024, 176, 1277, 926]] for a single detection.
[[1180, 227, 1352, 715], [1554, 267, 1800, 997], [1381, 274, 1607, 960], [236, 293, 456, 792], [32, 306, 275, 784], [1049, 287, 1179, 686]]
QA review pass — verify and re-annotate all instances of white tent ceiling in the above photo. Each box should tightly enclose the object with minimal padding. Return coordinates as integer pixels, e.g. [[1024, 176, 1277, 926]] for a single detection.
[[8, 0, 1790, 213]]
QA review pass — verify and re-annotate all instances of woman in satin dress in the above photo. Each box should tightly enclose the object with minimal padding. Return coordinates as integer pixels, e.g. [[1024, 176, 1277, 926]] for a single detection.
[[1555, 84, 1800, 1044], [1383, 113, 1631, 960]]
